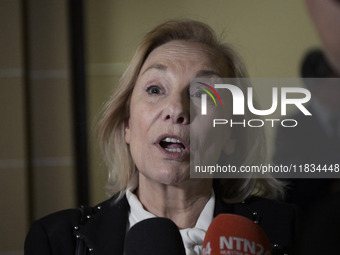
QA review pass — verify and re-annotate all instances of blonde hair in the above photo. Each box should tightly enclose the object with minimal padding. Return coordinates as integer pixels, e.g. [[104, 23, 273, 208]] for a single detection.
[[97, 19, 284, 202]]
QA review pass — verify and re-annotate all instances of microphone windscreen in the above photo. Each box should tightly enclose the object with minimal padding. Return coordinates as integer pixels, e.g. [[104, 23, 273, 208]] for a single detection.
[[202, 214, 272, 255], [124, 217, 186, 255]]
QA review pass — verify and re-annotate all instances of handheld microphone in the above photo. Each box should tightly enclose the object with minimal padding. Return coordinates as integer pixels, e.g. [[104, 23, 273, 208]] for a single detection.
[[124, 217, 186, 255], [202, 214, 272, 255]]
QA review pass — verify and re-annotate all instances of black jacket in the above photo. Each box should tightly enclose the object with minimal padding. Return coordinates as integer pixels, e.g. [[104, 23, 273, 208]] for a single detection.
[[24, 195, 297, 255]]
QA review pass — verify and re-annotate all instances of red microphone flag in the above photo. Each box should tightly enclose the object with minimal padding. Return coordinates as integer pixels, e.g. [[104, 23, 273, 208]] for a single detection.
[[202, 214, 272, 255]]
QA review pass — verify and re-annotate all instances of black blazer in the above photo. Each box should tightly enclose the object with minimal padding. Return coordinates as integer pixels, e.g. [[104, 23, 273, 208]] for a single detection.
[[24, 195, 297, 255]]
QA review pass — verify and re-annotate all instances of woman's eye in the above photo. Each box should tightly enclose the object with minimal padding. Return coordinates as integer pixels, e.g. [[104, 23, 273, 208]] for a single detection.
[[191, 90, 205, 98], [146, 85, 164, 95]]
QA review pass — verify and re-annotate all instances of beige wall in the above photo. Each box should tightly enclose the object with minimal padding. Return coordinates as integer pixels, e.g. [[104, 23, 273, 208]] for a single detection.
[[85, 0, 321, 205], [0, 1, 28, 252], [27, 0, 76, 220], [0, 0, 76, 253]]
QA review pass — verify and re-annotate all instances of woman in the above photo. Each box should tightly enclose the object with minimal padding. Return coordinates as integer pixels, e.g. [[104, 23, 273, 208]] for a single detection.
[[25, 20, 296, 255]]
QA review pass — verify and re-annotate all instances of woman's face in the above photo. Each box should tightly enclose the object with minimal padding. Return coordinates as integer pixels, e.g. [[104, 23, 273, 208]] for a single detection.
[[125, 40, 233, 185]]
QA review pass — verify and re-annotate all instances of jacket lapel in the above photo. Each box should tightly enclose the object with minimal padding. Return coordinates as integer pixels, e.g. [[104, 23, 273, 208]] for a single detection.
[[213, 197, 234, 216]]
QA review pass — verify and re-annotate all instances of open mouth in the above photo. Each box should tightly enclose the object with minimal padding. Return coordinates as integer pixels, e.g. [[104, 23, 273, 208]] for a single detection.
[[159, 137, 186, 153]]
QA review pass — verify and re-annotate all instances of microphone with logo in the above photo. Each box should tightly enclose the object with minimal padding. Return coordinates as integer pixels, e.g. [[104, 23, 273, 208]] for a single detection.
[[124, 217, 186, 255], [202, 214, 272, 255]]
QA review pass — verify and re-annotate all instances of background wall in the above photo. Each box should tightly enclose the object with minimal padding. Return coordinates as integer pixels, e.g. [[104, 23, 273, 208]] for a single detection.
[[0, 0, 321, 253], [0, 0, 76, 254], [0, 1, 28, 252], [85, 0, 321, 205]]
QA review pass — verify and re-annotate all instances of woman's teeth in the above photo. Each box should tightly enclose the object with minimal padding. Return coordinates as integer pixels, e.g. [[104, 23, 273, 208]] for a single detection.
[[162, 137, 182, 143], [164, 148, 183, 152], [161, 137, 185, 153]]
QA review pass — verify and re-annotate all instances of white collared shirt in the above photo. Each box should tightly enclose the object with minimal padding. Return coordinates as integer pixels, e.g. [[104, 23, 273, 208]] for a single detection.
[[126, 188, 215, 255]]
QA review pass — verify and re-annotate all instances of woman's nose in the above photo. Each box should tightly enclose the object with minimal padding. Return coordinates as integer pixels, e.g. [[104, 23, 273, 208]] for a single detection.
[[163, 93, 190, 125]]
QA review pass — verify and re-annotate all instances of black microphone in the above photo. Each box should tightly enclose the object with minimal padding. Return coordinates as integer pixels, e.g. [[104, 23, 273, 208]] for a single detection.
[[124, 217, 186, 255]]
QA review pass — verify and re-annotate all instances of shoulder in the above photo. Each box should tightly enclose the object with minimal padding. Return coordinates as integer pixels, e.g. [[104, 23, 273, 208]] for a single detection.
[[24, 209, 81, 255], [35, 208, 81, 228], [24, 196, 127, 255]]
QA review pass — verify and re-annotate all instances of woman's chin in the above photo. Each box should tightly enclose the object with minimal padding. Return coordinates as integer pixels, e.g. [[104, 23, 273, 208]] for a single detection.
[[147, 169, 190, 186]]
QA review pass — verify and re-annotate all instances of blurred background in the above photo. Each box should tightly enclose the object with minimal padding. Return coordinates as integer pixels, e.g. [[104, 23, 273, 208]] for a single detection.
[[0, 0, 321, 253]]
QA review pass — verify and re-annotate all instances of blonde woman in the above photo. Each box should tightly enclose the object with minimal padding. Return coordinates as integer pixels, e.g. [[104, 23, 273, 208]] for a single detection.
[[25, 20, 296, 255]]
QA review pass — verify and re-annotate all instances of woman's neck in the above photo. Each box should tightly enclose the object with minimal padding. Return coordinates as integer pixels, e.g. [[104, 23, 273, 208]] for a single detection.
[[136, 175, 213, 229]]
